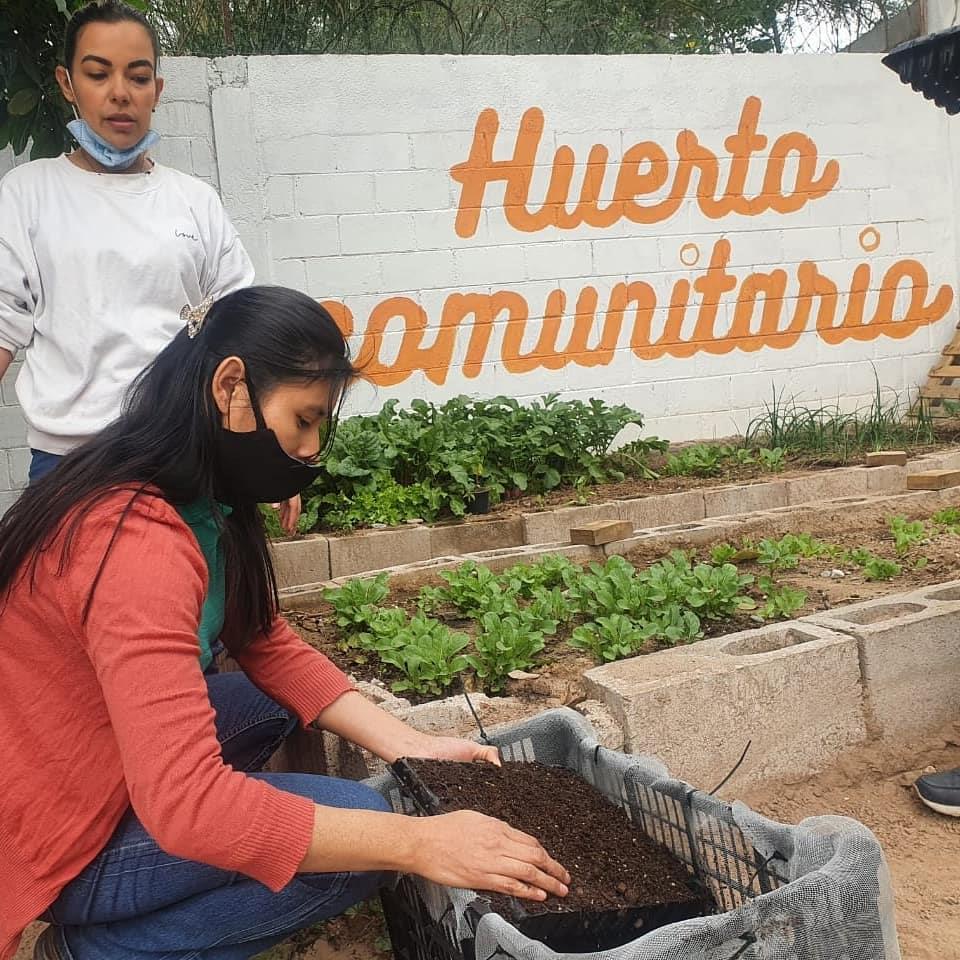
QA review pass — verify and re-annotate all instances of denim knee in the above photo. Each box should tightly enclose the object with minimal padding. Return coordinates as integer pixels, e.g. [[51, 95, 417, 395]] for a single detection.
[[256, 772, 393, 815], [334, 780, 392, 815], [289, 777, 393, 895]]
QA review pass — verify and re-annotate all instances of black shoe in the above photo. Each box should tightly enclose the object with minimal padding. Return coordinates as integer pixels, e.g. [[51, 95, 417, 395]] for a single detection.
[[915, 767, 960, 816], [33, 926, 66, 960]]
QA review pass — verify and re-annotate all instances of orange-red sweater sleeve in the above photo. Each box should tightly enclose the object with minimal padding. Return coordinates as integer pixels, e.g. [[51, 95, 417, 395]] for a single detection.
[[233, 617, 355, 728], [59, 492, 317, 892]]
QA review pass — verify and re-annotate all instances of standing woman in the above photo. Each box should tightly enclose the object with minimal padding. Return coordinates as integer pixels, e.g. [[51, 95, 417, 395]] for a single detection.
[[0, 0, 298, 531]]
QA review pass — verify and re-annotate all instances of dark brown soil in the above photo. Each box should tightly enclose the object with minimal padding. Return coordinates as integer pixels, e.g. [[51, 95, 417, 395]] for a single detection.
[[401, 759, 706, 919]]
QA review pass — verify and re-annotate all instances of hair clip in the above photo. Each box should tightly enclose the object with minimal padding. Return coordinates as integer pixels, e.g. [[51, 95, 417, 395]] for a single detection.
[[181, 296, 213, 339]]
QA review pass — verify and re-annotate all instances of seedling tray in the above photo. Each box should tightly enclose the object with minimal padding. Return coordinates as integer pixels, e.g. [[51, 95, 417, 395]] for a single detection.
[[388, 757, 714, 952], [369, 709, 898, 960]]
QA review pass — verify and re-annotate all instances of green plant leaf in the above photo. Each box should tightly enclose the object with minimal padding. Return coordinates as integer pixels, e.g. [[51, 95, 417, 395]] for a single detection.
[[7, 88, 39, 117]]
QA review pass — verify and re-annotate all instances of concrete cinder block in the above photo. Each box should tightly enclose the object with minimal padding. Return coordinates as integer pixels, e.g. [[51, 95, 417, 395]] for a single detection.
[[704, 480, 788, 517], [785, 467, 868, 506], [384, 556, 465, 590], [603, 521, 727, 558], [574, 700, 625, 750], [0, 360, 21, 406], [280, 560, 461, 611], [805, 594, 960, 739], [522, 502, 620, 545], [270, 535, 331, 589], [583, 622, 866, 791], [918, 579, 960, 604], [570, 520, 634, 546], [907, 453, 952, 474], [871, 489, 949, 513], [268, 216, 339, 260], [865, 464, 907, 494], [429, 517, 524, 557], [0, 406, 27, 446], [269, 724, 328, 776], [0, 489, 18, 516], [465, 542, 599, 573], [615, 490, 705, 529], [328, 525, 432, 579]]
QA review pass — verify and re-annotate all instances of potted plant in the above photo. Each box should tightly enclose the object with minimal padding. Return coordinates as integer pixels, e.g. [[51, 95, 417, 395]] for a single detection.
[[467, 462, 491, 515]]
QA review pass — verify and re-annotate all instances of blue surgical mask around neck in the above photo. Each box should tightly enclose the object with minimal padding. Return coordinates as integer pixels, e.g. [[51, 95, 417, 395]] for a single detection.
[[65, 71, 159, 171]]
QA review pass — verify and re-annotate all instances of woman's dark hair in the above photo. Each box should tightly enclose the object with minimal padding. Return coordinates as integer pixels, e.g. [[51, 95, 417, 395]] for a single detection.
[[0, 286, 355, 653], [64, 0, 160, 71]]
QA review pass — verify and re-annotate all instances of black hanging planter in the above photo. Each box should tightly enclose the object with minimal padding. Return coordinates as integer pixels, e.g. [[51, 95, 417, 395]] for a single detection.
[[467, 488, 491, 515], [882, 24, 960, 114]]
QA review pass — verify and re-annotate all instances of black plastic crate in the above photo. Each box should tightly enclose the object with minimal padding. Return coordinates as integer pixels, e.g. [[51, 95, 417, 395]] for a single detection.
[[386, 757, 716, 953], [366, 709, 794, 960]]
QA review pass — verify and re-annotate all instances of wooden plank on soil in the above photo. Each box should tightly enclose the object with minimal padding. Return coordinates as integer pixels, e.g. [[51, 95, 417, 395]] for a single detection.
[[931, 365, 960, 378], [920, 384, 960, 400], [865, 451, 908, 467], [570, 520, 634, 546], [906, 470, 960, 491]]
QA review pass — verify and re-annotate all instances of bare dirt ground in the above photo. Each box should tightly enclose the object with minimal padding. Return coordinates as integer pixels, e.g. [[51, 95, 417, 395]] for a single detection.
[[741, 723, 960, 960]]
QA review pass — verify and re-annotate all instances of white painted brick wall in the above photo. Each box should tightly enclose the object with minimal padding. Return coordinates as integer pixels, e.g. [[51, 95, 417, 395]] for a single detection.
[[0, 360, 28, 513], [2, 52, 960, 520]]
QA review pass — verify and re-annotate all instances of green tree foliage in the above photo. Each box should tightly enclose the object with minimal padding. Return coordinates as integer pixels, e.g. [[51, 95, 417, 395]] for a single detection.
[[149, 0, 906, 56], [1, 0, 147, 159], [2, 0, 904, 159]]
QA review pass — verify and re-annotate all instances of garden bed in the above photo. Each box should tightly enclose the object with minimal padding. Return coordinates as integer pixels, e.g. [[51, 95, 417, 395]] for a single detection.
[[274, 390, 960, 538], [289, 496, 960, 705], [436, 431, 960, 521]]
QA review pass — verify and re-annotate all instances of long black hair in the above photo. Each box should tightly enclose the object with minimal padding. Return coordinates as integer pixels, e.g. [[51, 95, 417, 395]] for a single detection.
[[0, 286, 355, 652], [64, 0, 160, 71]]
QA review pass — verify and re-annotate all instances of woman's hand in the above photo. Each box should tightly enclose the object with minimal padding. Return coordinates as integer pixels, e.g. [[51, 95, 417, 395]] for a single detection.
[[271, 495, 302, 535], [409, 810, 569, 901], [406, 734, 501, 766], [315, 692, 500, 765]]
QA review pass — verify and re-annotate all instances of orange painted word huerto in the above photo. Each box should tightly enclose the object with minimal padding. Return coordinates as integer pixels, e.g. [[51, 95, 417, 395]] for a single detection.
[[450, 97, 839, 238], [323, 238, 953, 387]]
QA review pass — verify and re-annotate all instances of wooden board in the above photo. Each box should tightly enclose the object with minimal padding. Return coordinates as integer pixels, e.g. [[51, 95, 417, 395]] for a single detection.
[[920, 384, 960, 400], [570, 520, 634, 546], [906, 470, 960, 491], [915, 327, 960, 418], [865, 451, 908, 467]]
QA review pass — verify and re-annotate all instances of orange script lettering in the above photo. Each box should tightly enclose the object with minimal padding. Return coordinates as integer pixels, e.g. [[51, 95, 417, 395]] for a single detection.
[[451, 98, 840, 238]]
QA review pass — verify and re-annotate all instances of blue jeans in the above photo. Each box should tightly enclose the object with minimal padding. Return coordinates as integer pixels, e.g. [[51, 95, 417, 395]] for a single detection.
[[41, 672, 390, 959], [28, 448, 62, 484]]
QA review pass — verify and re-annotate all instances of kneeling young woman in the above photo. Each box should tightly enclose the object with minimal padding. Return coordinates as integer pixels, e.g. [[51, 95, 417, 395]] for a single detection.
[[0, 286, 568, 960]]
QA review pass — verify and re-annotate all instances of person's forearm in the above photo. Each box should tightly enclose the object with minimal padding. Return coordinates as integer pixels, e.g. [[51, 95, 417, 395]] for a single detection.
[[314, 690, 432, 762], [0, 347, 12, 382], [298, 804, 418, 873]]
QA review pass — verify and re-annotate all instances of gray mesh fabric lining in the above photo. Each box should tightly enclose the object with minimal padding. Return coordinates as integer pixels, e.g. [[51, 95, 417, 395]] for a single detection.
[[367, 708, 899, 960]]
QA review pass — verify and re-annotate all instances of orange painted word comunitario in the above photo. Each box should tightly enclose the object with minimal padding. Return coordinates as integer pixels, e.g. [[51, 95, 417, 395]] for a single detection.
[[322, 99, 953, 387]]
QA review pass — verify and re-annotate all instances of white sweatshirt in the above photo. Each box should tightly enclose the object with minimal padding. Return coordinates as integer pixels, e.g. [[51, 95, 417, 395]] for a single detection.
[[0, 155, 255, 454]]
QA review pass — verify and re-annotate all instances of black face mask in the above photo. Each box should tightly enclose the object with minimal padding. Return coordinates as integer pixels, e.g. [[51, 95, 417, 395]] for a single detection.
[[214, 378, 323, 505]]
